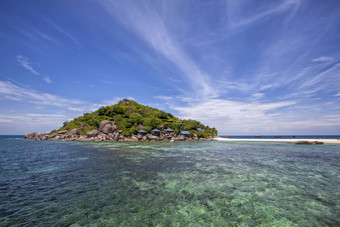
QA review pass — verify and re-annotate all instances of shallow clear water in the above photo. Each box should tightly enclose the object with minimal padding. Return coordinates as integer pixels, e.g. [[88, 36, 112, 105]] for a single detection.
[[1, 136, 339, 226]]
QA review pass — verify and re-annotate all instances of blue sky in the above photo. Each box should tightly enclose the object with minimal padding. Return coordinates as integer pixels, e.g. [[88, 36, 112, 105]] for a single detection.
[[1, 0, 340, 135]]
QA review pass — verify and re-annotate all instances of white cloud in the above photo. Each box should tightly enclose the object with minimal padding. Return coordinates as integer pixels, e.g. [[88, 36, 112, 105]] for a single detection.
[[167, 97, 340, 134], [43, 76, 52, 84], [299, 63, 340, 89], [16, 55, 52, 83], [154, 95, 173, 101], [335, 92, 340, 97], [41, 17, 82, 47], [170, 98, 302, 134], [251, 93, 265, 99], [16, 55, 40, 75], [312, 56, 335, 62], [0, 113, 69, 134], [0, 80, 82, 107], [101, 1, 216, 98], [227, 0, 301, 29]]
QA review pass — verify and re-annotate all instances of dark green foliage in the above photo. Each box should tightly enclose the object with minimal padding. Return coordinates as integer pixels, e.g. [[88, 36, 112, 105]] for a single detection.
[[56, 99, 217, 137]]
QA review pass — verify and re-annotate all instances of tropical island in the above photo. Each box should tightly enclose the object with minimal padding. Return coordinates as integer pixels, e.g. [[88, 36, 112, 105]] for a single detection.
[[25, 99, 217, 142]]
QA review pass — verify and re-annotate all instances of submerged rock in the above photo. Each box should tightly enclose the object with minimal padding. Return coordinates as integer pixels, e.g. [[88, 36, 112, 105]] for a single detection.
[[295, 141, 324, 145]]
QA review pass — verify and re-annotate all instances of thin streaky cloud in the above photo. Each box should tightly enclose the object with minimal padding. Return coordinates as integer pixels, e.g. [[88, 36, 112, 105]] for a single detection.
[[41, 17, 82, 47], [299, 63, 340, 89], [16, 55, 53, 83], [0, 80, 82, 107], [227, 0, 301, 29], [312, 56, 335, 62], [43, 76, 52, 84], [101, 0, 216, 98], [16, 55, 40, 75]]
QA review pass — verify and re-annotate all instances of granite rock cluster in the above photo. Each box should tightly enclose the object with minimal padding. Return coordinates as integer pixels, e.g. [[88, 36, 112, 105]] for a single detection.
[[25, 120, 214, 142]]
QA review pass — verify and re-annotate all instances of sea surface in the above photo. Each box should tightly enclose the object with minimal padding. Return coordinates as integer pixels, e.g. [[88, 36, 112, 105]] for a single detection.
[[0, 135, 339, 226]]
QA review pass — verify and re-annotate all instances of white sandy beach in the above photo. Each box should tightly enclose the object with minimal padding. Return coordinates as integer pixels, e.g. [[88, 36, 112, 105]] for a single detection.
[[215, 137, 340, 144]]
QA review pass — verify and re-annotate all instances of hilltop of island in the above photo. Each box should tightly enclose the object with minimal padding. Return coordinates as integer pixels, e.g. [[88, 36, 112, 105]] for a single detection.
[[25, 99, 217, 142]]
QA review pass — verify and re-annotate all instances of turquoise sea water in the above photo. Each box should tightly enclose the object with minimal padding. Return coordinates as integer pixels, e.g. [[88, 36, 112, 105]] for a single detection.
[[1, 136, 339, 226]]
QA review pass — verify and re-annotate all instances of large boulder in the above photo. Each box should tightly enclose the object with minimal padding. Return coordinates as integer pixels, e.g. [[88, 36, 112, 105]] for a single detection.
[[86, 130, 99, 137], [33, 133, 42, 140], [69, 128, 79, 135], [131, 135, 138, 141], [97, 132, 107, 141], [57, 130, 67, 134], [25, 132, 37, 139], [177, 135, 186, 141], [113, 133, 120, 141], [102, 124, 114, 134], [98, 120, 111, 132], [148, 135, 159, 141]]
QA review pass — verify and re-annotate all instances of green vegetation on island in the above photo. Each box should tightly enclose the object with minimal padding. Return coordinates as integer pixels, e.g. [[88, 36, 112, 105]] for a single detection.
[[56, 99, 217, 138]]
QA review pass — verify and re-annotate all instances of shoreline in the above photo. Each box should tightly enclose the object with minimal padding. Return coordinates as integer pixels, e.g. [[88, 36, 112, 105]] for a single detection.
[[215, 137, 340, 144]]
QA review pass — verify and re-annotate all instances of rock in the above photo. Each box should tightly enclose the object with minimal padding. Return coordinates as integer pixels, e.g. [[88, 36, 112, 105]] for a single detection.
[[97, 132, 107, 140], [124, 138, 136, 142], [113, 133, 120, 141], [86, 130, 99, 137], [137, 134, 143, 140], [148, 135, 159, 141], [79, 123, 86, 129], [118, 99, 131, 105], [131, 135, 138, 141], [295, 140, 324, 145], [102, 124, 114, 134], [25, 132, 37, 139], [58, 130, 67, 134], [142, 136, 147, 141], [178, 135, 186, 141], [69, 128, 79, 135], [33, 133, 42, 140], [98, 120, 111, 132]]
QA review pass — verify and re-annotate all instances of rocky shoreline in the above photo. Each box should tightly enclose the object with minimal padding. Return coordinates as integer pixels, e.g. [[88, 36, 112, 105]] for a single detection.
[[25, 120, 215, 142]]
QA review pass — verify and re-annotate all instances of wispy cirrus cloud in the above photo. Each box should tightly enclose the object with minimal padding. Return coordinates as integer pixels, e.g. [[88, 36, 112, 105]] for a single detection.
[[0, 80, 81, 106], [100, 0, 216, 98], [41, 17, 82, 47], [0, 80, 130, 112], [16, 55, 40, 75], [168, 98, 340, 134], [227, 0, 301, 29], [16, 55, 52, 83], [312, 56, 335, 62]]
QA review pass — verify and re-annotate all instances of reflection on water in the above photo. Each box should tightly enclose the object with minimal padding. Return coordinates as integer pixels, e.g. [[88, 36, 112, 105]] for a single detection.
[[1, 137, 339, 226]]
